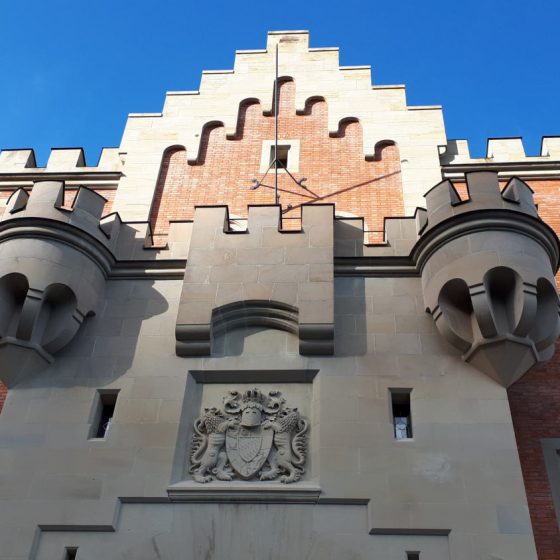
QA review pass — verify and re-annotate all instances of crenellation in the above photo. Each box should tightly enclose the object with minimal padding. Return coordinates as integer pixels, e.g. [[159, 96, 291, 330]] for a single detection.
[[541, 136, 560, 157], [0, 146, 124, 178], [23, 180, 65, 213], [176, 203, 334, 357], [1, 30, 559, 560], [3, 187, 29, 217], [441, 135, 560, 168], [46, 148, 86, 170], [487, 137, 526, 160], [0, 148, 36, 169], [97, 147, 124, 170]]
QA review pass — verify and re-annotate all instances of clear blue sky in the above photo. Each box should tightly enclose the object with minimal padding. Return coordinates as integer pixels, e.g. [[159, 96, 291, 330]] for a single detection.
[[1, 0, 558, 165]]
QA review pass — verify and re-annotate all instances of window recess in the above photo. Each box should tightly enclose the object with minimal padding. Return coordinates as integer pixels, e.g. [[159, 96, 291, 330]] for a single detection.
[[390, 388, 413, 440], [270, 144, 291, 169], [88, 390, 119, 440]]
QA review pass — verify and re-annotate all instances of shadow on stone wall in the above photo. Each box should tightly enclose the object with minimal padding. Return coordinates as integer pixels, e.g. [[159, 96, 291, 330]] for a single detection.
[[10, 279, 170, 390]]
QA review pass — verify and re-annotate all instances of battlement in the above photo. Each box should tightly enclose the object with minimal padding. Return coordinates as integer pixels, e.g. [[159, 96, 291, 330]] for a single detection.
[[1, 181, 111, 245], [0, 180, 194, 263], [176, 203, 335, 357], [423, 172, 537, 232], [0, 147, 123, 173], [440, 136, 560, 165]]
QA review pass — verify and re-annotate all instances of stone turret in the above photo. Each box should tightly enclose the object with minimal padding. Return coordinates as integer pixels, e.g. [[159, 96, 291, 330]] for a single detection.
[[416, 171, 560, 386], [0, 181, 116, 386]]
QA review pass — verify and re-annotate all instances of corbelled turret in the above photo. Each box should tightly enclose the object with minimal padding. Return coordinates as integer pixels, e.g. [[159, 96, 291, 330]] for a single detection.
[[416, 171, 560, 386], [0, 181, 116, 386]]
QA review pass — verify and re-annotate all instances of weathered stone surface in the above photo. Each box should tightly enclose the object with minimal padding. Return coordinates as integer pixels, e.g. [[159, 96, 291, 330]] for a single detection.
[[176, 205, 334, 356], [417, 172, 560, 386]]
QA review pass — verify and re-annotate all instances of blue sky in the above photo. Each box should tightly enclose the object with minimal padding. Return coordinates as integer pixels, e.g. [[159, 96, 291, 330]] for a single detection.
[[1, 0, 559, 165]]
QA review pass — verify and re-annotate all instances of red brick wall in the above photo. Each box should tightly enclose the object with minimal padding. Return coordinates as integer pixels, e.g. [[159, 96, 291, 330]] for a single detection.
[[508, 178, 560, 559], [0, 382, 6, 414], [508, 344, 560, 560], [149, 80, 404, 246], [453, 176, 560, 558]]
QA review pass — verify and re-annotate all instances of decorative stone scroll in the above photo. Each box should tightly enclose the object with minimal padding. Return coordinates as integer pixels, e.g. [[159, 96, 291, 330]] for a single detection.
[[189, 389, 308, 484]]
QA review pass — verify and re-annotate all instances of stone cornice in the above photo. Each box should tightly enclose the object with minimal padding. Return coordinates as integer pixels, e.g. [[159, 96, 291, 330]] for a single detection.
[[0, 218, 116, 278], [412, 209, 560, 275]]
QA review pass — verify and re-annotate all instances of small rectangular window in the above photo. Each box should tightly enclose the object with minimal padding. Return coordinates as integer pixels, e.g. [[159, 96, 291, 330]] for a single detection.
[[407, 552, 420, 560], [89, 390, 119, 440], [65, 547, 78, 560], [270, 145, 290, 169], [390, 388, 413, 440]]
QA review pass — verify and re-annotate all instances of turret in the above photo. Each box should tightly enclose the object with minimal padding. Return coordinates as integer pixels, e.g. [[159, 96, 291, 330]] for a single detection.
[[0, 181, 115, 386], [416, 171, 560, 386]]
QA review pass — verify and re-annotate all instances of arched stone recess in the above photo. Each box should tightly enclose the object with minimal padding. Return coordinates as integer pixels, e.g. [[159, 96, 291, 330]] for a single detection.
[[144, 78, 404, 243], [212, 300, 299, 336], [175, 204, 335, 357], [417, 172, 560, 386]]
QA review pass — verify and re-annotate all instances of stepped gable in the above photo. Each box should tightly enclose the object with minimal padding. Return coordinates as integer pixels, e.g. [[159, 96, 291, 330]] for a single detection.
[[113, 30, 445, 223]]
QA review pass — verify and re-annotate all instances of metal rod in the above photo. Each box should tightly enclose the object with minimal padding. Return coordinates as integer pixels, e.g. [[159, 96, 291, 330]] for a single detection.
[[274, 44, 279, 205]]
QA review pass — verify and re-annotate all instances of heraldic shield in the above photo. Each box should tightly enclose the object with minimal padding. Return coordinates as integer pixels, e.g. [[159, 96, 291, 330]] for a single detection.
[[226, 424, 273, 479], [189, 388, 309, 484]]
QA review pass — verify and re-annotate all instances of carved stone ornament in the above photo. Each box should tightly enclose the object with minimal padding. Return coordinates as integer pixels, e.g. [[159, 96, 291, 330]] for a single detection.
[[189, 389, 308, 484]]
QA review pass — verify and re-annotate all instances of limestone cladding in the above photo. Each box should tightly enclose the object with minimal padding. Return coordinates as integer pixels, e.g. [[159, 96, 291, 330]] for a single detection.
[[0, 276, 539, 560]]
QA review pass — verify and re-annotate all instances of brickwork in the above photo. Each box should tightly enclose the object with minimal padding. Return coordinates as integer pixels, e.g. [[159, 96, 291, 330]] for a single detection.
[[507, 178, 560, 560], [508, 344, 560, 560], [149, 80, 403, 246], [0, 381, 6, 414]]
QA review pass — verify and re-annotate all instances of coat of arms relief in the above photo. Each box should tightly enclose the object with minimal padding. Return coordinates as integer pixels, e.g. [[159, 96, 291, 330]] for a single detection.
[[189, 388, 308, 484]]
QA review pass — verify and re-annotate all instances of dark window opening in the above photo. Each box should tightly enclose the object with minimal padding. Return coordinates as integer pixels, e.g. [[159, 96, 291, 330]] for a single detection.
[[65, 547, 78, 560], [89, 390, 119, 440], [406, 553, 420, 560], [390, 389, 413, 440], [270, 145, 290, 169]]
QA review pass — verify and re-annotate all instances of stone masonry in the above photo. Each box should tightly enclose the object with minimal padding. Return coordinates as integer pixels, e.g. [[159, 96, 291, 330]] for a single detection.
[[0, 30, 560, 560]]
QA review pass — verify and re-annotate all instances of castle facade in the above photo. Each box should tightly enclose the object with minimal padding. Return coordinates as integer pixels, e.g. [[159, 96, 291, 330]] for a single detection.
[[0, 31, 559, 560]]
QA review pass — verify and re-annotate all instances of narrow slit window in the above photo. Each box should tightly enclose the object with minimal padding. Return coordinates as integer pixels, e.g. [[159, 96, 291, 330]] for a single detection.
[[270, 144, 290, 169], [407, 552, 420, 560], [390, 389, 413, 440], [89, 390, 119, 440], [65, 547, 78, 560]]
